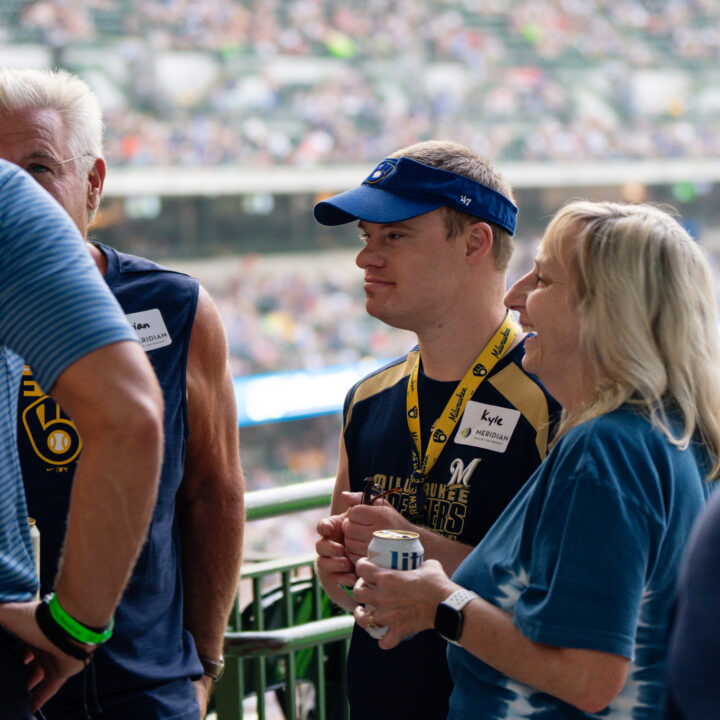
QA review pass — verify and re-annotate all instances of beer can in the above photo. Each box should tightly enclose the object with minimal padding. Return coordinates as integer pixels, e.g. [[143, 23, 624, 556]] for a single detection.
[[28, 517, 40, 601], [364, 529, 424, 639]]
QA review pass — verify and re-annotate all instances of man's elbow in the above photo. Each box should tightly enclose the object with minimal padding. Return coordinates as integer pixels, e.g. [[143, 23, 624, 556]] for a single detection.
[[121, 384, 164, 466], [125, 388, 164, 457]]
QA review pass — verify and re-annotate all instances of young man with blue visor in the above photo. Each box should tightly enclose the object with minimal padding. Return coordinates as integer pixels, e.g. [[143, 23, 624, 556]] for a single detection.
[[314, 141, 559, 720]]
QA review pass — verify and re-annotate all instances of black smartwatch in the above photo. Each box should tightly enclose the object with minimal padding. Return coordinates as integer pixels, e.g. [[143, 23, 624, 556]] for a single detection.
[[434, 589, 479, 645]]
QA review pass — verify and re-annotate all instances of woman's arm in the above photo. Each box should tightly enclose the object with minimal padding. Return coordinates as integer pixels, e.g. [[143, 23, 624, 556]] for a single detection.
[[353, 558, 628, 714]]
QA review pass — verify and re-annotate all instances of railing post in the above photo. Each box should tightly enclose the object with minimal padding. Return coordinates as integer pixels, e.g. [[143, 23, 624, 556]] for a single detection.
[[222, 479, 353, 720], [253, 576, 267, 719], [214, 655, 244, 720], [281, 571, 297, 720]]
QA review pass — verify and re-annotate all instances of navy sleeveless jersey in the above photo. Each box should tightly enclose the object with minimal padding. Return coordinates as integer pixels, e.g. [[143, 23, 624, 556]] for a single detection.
[[19, 244, 203, 719], [343, 340, 559, 720]]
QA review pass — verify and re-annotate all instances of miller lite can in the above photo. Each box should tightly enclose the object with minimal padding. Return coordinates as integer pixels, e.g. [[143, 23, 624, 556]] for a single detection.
[[365, 529, 424, 639], [28, 517, 40, 601]]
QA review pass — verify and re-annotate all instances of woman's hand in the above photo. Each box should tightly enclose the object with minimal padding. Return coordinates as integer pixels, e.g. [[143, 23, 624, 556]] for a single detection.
[[352, 558, 457, 649]]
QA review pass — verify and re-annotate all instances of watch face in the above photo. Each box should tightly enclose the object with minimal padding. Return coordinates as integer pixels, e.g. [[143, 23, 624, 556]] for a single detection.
[[200, 656, 225, 682], [434, 602, 463, 642]]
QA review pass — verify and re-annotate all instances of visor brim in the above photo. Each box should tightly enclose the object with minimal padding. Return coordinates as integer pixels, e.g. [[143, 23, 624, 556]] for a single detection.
[[314, 185, 444, 226]]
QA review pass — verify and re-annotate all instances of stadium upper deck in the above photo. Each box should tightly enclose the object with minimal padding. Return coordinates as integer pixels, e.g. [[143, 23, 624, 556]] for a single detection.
[[1, 0, 718, 168]]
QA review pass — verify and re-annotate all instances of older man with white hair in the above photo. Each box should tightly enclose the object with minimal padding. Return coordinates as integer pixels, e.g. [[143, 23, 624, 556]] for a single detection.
[[0, 68, 245, 720]]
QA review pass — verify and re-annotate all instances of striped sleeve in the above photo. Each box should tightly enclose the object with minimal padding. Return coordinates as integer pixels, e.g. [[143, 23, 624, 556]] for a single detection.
[[0, 161, 136, 391]]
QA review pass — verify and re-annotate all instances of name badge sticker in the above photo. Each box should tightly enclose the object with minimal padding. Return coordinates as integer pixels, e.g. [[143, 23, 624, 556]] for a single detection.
[[455, 401, 521, 453], [126, 309, 172, 351]]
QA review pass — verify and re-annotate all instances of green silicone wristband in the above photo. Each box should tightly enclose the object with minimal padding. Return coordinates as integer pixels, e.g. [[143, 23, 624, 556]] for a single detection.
[[47, 594, 114, 645]]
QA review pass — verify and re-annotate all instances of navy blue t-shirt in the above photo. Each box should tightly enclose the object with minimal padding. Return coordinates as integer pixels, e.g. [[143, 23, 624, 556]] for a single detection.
[[20, 244, 202, 719], [343, 341, 559, 720], [666, 484, 720, 719]]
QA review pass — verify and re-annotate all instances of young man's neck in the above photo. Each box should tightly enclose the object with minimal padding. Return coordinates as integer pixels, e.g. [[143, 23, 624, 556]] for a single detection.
[[416, 302, 518, 381]]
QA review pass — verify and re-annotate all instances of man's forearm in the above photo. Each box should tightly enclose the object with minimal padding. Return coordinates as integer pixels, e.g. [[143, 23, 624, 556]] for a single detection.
[[54, 414, 163, 627], [180, 490, 244, 660], [50, 342, 164, 628], [413, 526, 474, 576], [180, 286, 244, 660]]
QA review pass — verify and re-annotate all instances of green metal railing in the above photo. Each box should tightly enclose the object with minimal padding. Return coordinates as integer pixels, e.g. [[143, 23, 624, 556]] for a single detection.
[[214, 478, 354, 720], [244, 478, 335, 521]]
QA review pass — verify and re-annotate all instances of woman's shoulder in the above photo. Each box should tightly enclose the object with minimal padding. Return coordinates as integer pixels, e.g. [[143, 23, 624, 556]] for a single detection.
[[562, 405, 652, 446], [551, 406, 686, 484], [555, 405, 705, 496]]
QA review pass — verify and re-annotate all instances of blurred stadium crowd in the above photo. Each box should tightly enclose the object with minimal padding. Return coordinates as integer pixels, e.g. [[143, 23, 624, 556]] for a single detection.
[[208, 254, 415, 377], [2, 0, 719, 168]]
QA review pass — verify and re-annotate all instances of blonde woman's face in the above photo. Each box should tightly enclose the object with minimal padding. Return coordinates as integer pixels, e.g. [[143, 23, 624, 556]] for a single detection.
[[505, 228, 590, 411]]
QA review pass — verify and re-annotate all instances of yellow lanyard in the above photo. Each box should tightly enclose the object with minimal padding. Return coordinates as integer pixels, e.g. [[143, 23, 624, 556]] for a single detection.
[[405, 311, 520, 522]]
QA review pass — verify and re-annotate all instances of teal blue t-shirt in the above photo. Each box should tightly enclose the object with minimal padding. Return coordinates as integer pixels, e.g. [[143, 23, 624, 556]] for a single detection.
[[449, 406, 709, 719]]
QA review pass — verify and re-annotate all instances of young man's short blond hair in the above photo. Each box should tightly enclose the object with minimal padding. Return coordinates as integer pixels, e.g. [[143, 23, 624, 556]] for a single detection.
[[390, 141, 515, 271]]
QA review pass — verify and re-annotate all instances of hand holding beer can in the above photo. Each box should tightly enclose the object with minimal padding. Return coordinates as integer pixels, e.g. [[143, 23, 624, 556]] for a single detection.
[[364, 529, 424, 639]]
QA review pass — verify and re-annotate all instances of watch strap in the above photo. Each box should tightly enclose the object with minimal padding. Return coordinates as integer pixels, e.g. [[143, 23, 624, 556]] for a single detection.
[[435, 588, 479, 645], [442, 588, 479, 612], [199, 654, 225, 682]]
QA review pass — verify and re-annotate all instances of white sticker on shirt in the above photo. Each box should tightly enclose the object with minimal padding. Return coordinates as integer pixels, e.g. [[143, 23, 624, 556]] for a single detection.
[[455, 401, 521, 453], [126, 309, 172, 351]]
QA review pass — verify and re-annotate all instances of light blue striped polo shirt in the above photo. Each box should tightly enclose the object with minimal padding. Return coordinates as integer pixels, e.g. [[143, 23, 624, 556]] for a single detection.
[[0, 159, 136, 602]]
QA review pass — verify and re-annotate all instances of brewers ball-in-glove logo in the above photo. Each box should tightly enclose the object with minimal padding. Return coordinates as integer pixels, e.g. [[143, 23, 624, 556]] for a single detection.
[[472, 363, 488, 377], [408, 405, 419, 419], [365, 159, 398, 184], [432, 429, 448, 443], [22, 396, 82, 465]]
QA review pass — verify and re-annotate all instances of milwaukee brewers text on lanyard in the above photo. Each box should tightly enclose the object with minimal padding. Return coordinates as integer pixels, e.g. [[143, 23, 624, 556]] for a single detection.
[[405, 311, 520, 523]]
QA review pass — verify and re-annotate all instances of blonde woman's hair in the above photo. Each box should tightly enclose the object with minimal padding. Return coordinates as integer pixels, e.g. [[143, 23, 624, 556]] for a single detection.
[[545, 200, 720, 479], [390, 141, 516, 271], [0, 67, 102, 176]]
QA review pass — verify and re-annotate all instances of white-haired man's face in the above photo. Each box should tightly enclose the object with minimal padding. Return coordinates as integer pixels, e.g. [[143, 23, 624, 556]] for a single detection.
[[0, 107, 103, 237]]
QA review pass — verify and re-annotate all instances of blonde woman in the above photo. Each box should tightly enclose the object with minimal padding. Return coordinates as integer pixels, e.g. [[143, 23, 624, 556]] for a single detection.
[[352, 201, 720, 719]]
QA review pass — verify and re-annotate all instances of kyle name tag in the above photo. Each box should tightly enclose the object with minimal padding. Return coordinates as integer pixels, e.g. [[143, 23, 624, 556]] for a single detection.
[[455, 401, 521, 453], [126, 309, 171, 351]]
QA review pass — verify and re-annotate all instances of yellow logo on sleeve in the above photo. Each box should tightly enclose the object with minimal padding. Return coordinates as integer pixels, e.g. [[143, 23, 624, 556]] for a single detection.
[[21, 368, 82, 466]]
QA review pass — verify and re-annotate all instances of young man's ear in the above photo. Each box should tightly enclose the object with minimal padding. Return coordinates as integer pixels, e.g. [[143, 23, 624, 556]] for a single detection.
[[465, 221, 494, 263]]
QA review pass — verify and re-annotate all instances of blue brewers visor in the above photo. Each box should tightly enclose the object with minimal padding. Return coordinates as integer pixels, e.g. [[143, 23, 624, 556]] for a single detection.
[[313, 157, 517, 235]]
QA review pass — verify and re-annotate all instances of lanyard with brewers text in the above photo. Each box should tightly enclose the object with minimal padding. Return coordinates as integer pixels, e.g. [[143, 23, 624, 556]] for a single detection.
[[405, 311, 520, 523]]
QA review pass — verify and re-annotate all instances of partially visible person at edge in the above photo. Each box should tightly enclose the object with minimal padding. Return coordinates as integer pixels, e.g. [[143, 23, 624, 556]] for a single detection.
[[352, 200, 720, 719], [314, 140, 559, 719], [665, 482, 720, 719], [0, 68, 245, 720], [0, 157, 164, 719]]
